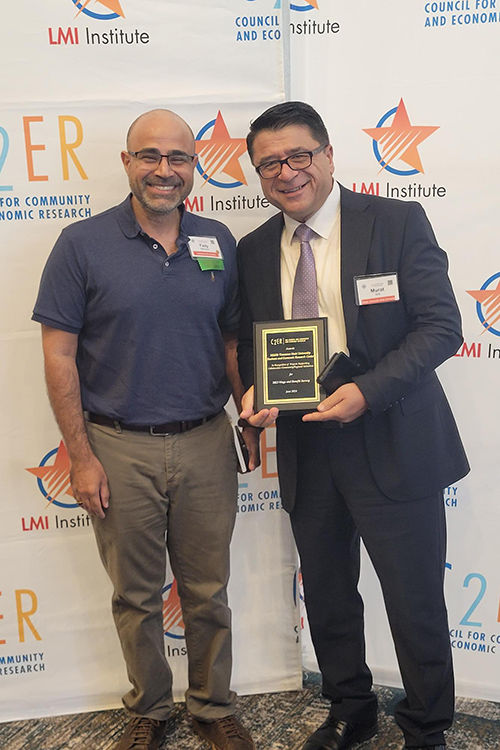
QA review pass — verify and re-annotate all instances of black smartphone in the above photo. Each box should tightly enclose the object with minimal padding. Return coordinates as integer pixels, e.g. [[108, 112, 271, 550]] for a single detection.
[[232, 424, 251, 473], [316, 352, 361, 395]]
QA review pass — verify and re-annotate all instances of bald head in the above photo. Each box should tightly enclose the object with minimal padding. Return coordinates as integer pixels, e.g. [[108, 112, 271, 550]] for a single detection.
[[126, 109, 195, 152], [121, 109, 198, 220]]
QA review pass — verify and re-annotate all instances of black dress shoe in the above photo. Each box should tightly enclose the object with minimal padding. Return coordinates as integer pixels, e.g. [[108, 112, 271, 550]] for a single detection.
[[302, 717, 378, 750]]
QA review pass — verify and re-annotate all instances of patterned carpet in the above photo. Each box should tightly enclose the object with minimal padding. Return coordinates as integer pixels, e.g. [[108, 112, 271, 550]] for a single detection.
[[1, 673, 499, 749]]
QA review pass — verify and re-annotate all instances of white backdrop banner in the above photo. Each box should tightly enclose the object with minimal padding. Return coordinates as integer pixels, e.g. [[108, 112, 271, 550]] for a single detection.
[[289, 0, 500, 703], [0, 0, 303, 723], [1, 0, 499, 723]]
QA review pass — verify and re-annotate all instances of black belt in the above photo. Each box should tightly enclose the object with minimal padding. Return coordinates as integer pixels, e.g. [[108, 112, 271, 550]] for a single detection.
[[87, 411, 219, 436]]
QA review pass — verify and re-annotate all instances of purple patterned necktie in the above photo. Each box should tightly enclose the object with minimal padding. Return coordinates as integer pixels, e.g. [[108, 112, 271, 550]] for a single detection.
[[291, 223, 319, 319]]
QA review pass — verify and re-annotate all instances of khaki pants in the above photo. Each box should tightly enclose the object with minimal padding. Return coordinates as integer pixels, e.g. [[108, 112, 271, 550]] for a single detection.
[[87, 411, 238, 721]]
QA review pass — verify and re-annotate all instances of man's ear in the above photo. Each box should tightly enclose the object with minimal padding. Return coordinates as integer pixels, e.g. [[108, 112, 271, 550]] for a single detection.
[[121, 150, 131, 171], [325, 144, 335, 174]]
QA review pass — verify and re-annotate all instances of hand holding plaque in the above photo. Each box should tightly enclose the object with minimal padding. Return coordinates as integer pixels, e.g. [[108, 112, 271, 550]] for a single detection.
[[253, 318, 328, 413]]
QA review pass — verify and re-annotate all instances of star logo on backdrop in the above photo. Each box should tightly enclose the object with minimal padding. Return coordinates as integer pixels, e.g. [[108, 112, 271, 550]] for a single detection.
[[195, 111, 248, 189], [71, 0, 125, 20], [273, 0, 319, 9], [26, 441, 75, 507], [363, 99, 439, 176], [162, 579, 185, 639], [467, 275, 500, 336]]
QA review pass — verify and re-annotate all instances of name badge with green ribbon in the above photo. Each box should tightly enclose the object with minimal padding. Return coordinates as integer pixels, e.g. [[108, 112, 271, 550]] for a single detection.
[[188, 236, 224, 271]]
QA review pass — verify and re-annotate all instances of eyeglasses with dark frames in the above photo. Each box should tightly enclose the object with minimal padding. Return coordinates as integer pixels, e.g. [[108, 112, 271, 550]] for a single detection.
[[256, 143, 328, 179], [128, 149, 197, 168]]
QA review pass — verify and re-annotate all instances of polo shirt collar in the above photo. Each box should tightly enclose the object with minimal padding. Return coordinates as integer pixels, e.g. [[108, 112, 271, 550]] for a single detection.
[[116, 195, 142, 238]]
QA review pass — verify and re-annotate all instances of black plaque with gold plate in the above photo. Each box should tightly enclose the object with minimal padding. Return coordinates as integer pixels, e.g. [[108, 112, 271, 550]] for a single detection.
[[253, 318, 328, 413]]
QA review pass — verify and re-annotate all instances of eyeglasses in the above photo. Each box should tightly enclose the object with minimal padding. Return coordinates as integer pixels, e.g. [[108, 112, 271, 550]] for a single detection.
[[128, 149, 197, 168], [256, 143, 328, 179]]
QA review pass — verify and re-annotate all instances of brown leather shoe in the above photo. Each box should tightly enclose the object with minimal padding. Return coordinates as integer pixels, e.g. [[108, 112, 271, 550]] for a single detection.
[[116, 717, 167, 749], [192, 715, 255, 749]]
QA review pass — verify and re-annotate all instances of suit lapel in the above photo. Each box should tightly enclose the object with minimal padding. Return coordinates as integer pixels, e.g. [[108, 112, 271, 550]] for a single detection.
[[261, 213, 285, 321], [339, 185, 374, 345]]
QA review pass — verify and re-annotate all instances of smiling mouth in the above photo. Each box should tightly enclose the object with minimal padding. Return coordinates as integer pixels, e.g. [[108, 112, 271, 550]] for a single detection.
[[148, 185, 179, 192], [280, 182, 307, 195]]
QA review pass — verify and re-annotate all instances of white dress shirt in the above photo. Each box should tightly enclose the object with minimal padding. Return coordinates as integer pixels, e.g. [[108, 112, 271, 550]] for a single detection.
[[280, 179, 348, 356]]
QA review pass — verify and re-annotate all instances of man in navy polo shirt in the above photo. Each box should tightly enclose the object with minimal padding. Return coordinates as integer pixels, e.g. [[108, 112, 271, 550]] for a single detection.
[[32, 109, 258, 750]]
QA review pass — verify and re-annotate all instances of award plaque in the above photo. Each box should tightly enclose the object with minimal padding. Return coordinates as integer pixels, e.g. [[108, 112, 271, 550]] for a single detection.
[[253, 318, 328, 413]]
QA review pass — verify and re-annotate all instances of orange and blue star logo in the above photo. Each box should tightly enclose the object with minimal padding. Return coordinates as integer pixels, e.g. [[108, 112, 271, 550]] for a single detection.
[[70, 0, 125, 20], [195, 112, 248, 189], [162, 579, 185, 639], [467, 273, 500, 337], [26, 441, 78, 510], [363, 99, 439, 177], [272, 0, 319, 10]]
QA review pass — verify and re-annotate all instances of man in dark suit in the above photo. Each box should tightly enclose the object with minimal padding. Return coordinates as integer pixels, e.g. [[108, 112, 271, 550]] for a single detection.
[[237, 102, 469, 750]]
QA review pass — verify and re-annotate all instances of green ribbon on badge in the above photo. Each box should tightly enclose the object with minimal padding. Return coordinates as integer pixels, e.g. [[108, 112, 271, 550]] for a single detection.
[[197, 258, 225, 271]]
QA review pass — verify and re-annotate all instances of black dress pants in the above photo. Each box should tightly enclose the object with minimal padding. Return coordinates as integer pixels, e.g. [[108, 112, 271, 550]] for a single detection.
[[290, 419, 453, 747]]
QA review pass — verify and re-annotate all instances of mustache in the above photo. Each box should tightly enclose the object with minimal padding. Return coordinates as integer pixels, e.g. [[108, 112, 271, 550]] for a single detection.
[[146, 177, 182, 187]]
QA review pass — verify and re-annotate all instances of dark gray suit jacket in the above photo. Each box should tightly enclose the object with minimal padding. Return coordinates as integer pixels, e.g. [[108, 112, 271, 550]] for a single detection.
[[237, 184, 470, 511]]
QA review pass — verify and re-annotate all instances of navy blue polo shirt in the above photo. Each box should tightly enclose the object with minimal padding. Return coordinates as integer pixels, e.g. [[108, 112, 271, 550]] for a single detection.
[[32, 196, 239, 423]]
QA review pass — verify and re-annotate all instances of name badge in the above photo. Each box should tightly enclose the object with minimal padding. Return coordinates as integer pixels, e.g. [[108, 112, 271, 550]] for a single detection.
[[188, 236, 224, 271], [354, 273, 399, 306]]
